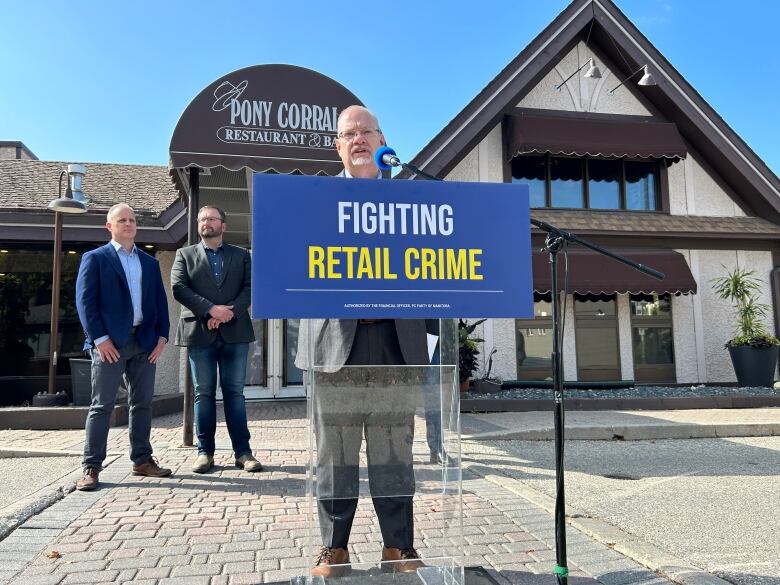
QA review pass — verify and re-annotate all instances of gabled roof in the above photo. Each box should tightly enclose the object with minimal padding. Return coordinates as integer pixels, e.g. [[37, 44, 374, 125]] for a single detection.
[[401, 0, 780, 223], [0, 159, 186, 246], [0, 159, 178, 216], [530, 209, 780, 239]]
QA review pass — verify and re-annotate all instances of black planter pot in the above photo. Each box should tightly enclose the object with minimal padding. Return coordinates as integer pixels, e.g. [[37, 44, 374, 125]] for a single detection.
[[728, 345, 780, 387]]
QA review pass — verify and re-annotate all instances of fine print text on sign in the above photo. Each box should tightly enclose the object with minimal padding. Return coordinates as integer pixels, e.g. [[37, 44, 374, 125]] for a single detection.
[[251, 174, 533, 319]]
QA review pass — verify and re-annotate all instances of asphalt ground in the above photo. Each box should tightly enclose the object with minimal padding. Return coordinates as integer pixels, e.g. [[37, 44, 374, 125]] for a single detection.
[[465, 436, 780, 585]]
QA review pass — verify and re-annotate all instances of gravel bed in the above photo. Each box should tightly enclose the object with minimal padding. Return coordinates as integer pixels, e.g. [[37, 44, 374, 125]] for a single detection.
[[462, 384, 779, 400]]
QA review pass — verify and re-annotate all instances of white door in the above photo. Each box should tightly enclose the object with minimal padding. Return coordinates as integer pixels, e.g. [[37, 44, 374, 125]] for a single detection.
[[242, 318, 307, 400]]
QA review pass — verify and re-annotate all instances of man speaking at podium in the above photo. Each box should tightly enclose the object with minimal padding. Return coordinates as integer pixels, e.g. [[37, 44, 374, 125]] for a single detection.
[[297, 105, 429, 578]]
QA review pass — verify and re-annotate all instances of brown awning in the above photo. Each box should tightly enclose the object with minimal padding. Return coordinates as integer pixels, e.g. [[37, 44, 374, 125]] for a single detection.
[[169, 64, 363, 175], [507, 113, 687, 160], [532, 248, 697, 295]]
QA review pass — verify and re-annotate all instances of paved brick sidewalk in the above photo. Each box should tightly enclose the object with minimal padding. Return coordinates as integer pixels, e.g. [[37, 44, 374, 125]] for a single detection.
[[0, 402, 674, 585]]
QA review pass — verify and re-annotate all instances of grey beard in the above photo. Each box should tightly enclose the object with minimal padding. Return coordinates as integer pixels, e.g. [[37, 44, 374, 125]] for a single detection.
[[351, 155, 372, 166]]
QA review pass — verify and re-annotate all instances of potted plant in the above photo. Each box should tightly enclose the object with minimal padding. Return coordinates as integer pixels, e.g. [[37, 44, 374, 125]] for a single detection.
[[712, 267, 780, 387], [458, 318, 485, 391], [472, 348, 503, 393]]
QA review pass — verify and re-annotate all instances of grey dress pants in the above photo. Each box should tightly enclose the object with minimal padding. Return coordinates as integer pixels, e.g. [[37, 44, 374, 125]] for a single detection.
[[313, 320, 417, 549], [82, 333, 155, 470]]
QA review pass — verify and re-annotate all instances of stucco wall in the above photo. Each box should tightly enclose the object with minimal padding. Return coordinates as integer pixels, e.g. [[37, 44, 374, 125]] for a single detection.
[[154, 250, 181, 395], [485, 318, 517, 381], [517, 42, 654, 116], [445, 146, 479, 182], [617, 294, 633, 380], [670, 292, 700, 384], [668, 151, 745, 217], [562, 296, 578, 381], [688, 249, 775, 383], [478, 124, 504, 183]]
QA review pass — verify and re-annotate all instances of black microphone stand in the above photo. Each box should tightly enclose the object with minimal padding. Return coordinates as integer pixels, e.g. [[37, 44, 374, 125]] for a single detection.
[[401, 159, 665, 585], [396, 161, 441, 182], [530, 217, 664, 585]]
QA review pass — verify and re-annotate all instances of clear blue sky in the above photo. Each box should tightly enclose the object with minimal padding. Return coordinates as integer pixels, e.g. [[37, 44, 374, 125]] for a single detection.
[[1, 0, 778, 177]]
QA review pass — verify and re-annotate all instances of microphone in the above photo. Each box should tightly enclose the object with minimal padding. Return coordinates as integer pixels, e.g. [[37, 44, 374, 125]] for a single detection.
[[374, 146, 401, 171]]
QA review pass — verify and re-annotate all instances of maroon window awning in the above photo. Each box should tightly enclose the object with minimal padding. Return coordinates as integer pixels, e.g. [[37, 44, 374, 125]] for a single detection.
[[507, 113, 687, 160], [532, 248, 697, 295]]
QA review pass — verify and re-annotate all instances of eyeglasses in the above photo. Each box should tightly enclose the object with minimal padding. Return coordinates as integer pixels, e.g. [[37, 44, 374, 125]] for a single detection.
[[337, 128, 381, 142], [199, 216, 223, 223]]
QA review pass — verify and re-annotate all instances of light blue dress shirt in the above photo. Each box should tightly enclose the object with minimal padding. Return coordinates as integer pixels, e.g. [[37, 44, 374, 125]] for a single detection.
[[93, 241, 143, 346]]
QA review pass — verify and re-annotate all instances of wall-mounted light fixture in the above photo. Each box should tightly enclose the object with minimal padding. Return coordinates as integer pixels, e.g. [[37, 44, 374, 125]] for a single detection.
[[35, 165, 89, 406], [554, 57, 602, 91], [608, 64, 657, 94]]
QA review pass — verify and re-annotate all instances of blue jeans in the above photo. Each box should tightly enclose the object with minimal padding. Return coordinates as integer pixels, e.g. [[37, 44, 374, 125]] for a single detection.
[[189, 340, 251, 457]]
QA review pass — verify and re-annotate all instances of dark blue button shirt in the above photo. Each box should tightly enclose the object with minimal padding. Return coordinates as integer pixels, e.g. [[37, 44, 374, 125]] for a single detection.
[[203, 242, 224, 286]]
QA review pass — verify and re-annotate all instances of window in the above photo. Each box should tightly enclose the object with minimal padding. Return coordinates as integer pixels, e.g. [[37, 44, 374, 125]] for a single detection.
[[283, 319, 304, 386], [515, 298, 554, 380], [574, 294, 620, 381], [245, 320, 268, 387], [0, 248, 85, 381], [630, 293, 675, 382], [511, 154, 546, 208], [511, 154, 659, 211], [588, 159, 621, 209], [550, 157, 583, 208], [625, 161, 656, 210]]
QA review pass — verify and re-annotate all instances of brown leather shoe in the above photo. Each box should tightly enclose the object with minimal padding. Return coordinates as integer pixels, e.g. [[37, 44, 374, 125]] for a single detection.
[[76, 468, 99, 491], [132, 457, 172, 478], [381, 546, 425, 573], [311, 546, 351, 578]]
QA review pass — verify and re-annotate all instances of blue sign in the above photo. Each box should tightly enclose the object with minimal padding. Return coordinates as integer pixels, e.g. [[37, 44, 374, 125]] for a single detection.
[[251, 173, 533, 318]]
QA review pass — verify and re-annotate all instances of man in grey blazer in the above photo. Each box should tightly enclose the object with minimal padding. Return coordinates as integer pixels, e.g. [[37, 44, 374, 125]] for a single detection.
[[297, 106, 428, 578], [171, 205, 262, 474]]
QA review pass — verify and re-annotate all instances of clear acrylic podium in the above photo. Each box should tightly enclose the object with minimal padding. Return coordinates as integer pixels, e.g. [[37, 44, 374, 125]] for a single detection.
[[293, 318, 463, 585]]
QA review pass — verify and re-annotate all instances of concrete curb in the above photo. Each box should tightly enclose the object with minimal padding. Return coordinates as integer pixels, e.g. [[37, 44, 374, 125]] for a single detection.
[[0, 449, 84, 459], [0, 393, 183, 430], [0, 454, 119, 543], [463, 422, 780, 442], [464, 461, 732, 585], [0, 484, 70, 543], [461, 394, 780, 412]]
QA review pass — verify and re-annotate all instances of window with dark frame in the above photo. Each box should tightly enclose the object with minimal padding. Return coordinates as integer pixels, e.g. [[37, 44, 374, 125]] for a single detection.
[[629, 293, 675, 383], [511, 154, 659, 211], [574, 293, 621, 381], [283, 318, 304, 386], [0, 248, 86, 384], [515, 295, 554, 381]]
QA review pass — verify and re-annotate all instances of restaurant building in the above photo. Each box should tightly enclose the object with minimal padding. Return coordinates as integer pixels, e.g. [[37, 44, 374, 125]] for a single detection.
[[400, 0, 780, 385], [1, 0, 779, 407]]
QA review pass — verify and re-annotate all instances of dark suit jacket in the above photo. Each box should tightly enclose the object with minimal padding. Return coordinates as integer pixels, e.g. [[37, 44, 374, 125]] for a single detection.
[[171, 242, 255, 346], [75, 242, 170, 352]]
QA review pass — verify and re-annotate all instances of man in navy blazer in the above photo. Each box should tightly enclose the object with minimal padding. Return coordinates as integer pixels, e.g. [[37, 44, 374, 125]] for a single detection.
[[74, 203, 172, 490]]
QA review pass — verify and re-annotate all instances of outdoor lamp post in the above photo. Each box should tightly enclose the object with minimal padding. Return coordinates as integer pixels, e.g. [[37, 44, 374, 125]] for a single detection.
[[34, 164, 89, 407]]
